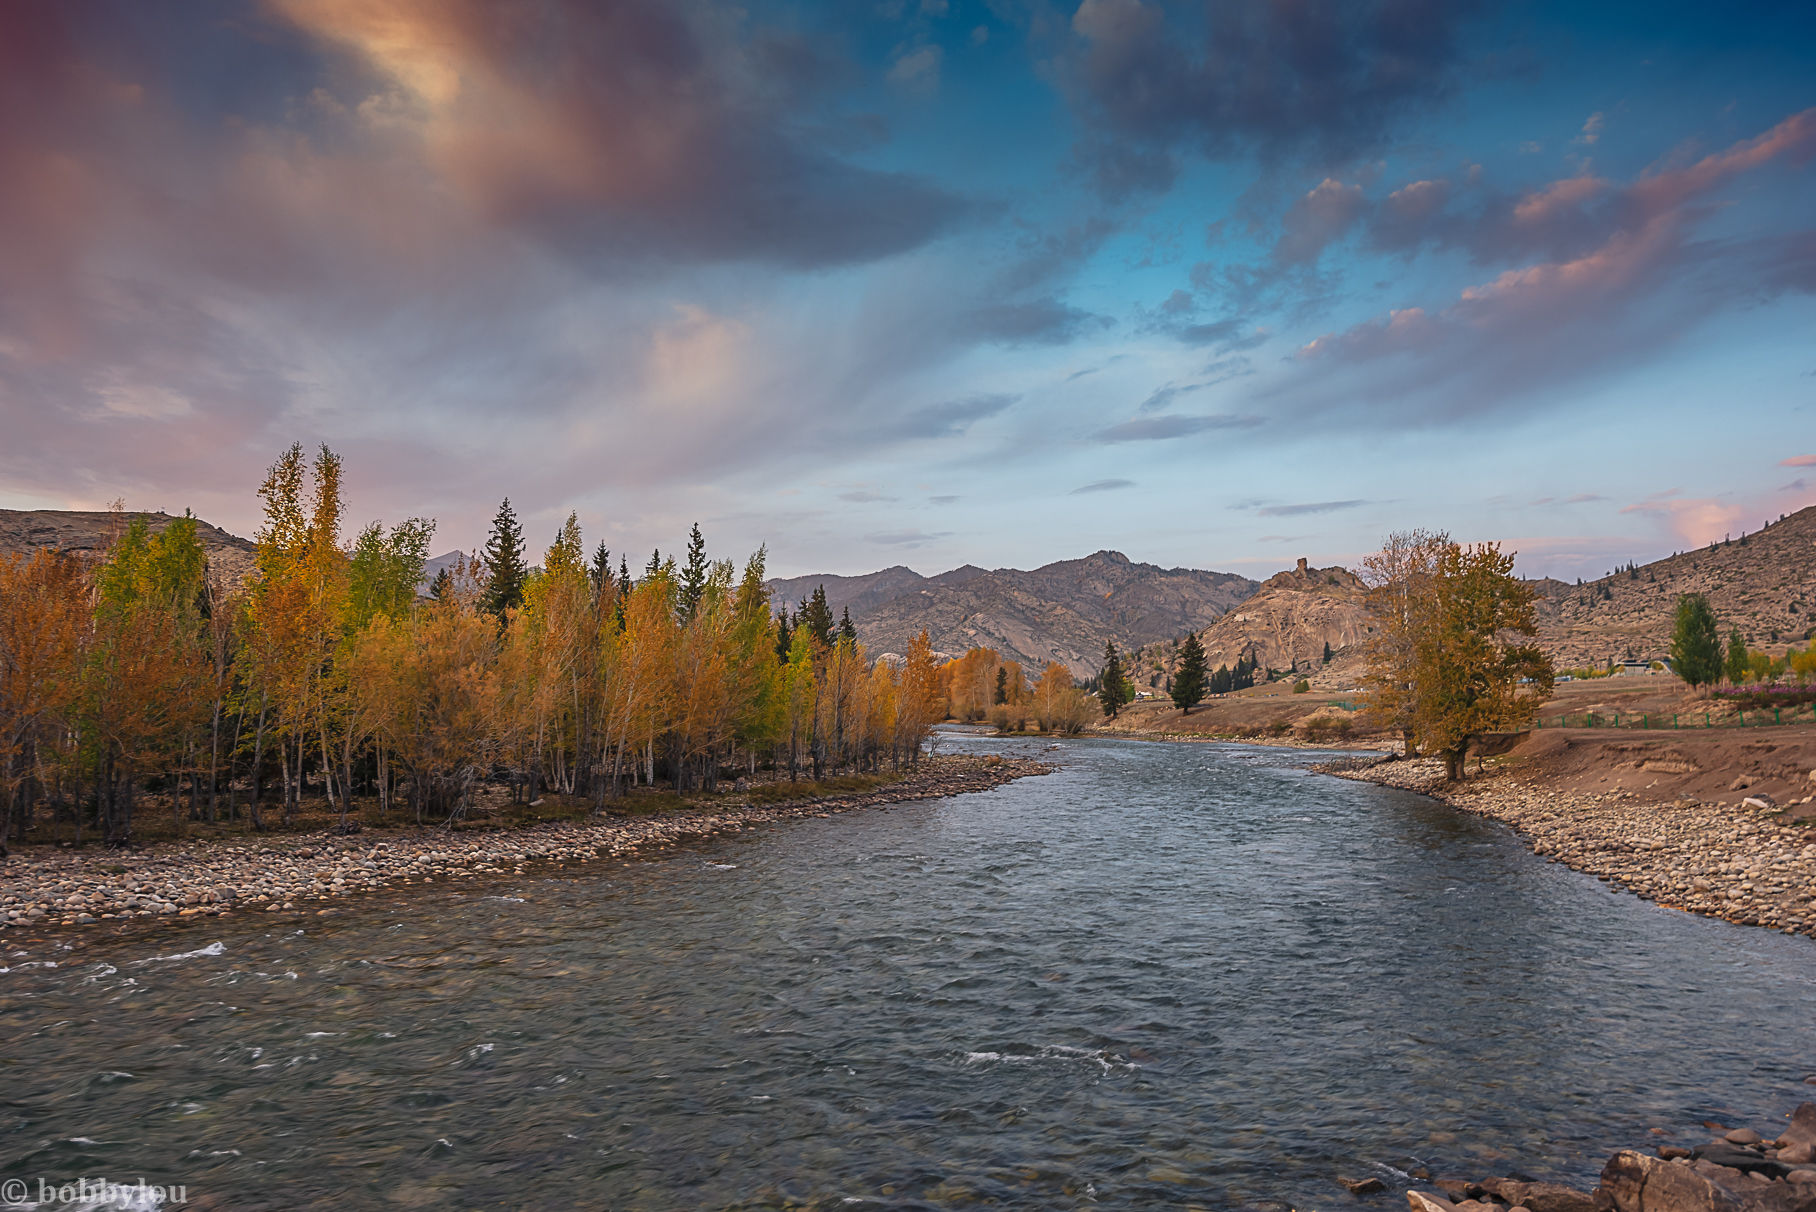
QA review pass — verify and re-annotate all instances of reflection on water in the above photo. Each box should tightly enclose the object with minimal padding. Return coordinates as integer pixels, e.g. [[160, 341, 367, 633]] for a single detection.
[[3, 733, 1813, 1210]]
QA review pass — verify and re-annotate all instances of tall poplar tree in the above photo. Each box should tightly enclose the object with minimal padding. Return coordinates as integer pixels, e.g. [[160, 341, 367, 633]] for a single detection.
[[1669, 594, 1721, 688], [481, 498, 527, 620]]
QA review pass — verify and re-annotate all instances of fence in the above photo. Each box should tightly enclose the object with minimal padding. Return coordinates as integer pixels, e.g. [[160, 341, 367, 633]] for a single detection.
[[1537, 705, 1816, 729]]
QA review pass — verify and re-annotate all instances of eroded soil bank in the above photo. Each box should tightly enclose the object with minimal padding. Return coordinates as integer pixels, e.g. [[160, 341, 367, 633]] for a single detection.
[[1331, 729, 1816, 939]]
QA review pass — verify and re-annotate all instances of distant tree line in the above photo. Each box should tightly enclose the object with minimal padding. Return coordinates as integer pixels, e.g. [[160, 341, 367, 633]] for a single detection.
[[0, 444, 946, 848]]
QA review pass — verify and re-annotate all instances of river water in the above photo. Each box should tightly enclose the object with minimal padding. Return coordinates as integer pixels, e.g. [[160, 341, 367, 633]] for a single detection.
[[3, 733, 1813, 1210]]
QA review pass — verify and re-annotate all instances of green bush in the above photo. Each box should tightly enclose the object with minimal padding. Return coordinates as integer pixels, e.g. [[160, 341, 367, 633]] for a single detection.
[[1291, 679, 1310, 693]]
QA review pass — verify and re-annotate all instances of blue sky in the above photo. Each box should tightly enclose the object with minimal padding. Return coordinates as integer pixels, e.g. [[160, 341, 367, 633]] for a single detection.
[[1, 0, 1812, 580]]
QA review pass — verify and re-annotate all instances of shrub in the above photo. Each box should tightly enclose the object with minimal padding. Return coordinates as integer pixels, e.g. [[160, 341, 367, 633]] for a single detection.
[[1291, 679, 1310, 693]]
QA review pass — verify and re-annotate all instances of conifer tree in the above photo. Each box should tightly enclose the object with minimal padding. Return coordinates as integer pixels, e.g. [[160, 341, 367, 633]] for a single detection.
[[994, 666, 1009, 705], [1171, 632, 1207, 713], [774, 606, 792, 664], [679, 523, 708, 623], [800, 586, 835, 647], [590, 542, 612, 595], [1322, 640, 1333, 664], [1099, 641, 1131, 717], [480, 498, 527, 620], [839, 606, 858, 645]]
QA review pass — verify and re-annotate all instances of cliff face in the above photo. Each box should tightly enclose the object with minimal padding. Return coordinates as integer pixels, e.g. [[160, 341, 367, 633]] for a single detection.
[[1195, 558, 1371, 675], [0, 508, 258, 584], [769, 551, 1257, 677]]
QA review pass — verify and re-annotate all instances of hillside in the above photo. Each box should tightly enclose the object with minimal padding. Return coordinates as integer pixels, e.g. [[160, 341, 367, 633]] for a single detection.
[[1533, 503, 1816, 667], [0, 508, 257, 584], [770, 551, 1257, 677], [1128, 557, 1372, 693]]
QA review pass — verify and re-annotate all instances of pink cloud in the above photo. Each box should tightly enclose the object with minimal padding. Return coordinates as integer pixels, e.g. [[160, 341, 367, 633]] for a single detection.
[[1782, 454, 1816, 467]]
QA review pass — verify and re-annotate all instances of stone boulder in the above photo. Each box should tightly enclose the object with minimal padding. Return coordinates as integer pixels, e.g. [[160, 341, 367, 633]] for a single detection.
[[1478, 1177, 1597, 1212], [1597, 1150, 1816, 1212], [1779, 1105, 1816, 1153]]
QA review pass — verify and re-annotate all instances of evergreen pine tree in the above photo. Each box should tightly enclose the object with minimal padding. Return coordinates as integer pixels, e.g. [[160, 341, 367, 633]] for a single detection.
[[679, 523, 708, 623], [429, 566, 452, 601], [838, 605, 858, 645], [800, 586, 836, 646], [480, 497, 527, 619], [994, 667, 1009, 705], [1668, 594, 1721, 688], [1322, 640, 1333, 664], [1099, 641, 1131, 717], [774, 606, 793, 664], [1171, 632, 1207, 713], [590, 542, 612, 594], [618, 557, 631, 600]]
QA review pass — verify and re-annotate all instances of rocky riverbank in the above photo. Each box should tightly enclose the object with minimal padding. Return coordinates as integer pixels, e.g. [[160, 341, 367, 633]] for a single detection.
[[1395, 1103, 1816, 1212], [1329, 756, 1816, 939], [0, 755, 1051, 939]]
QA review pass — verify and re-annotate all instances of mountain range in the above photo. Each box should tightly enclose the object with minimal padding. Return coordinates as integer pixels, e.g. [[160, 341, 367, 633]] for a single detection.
[[767, 551, 1257, 677]]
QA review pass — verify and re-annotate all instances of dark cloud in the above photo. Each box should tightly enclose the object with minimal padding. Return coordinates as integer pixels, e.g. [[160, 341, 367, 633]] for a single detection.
[[963, 299, 1112, 345], [1063, 0, 1475, 197], [1096, 414, 1260, 442], [266, 0, 973, 271], [1071, 478, 1135, 494], [1255, 499, 1368, 517]]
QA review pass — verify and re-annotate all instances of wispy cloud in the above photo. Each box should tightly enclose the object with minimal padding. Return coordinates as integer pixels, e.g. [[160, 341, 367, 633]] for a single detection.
[[1255, 499, 1368, 517], [1095, 414, 1260, 442], [866, 529, 951, 546], [1071, 478, 1135, 494], [1782, 454, 1816, 467], [838, 489, 897, 503]]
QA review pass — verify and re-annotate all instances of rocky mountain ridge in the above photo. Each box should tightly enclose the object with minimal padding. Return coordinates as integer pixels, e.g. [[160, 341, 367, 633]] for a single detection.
[[769, 550, 1258, 678], [0, 508, 257, 584]]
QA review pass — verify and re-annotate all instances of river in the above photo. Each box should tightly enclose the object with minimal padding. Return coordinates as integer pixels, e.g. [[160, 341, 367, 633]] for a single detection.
[[3, 732, 1813, 1210]]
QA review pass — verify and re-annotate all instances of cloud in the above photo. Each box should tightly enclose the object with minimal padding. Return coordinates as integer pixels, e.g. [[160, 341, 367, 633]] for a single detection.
[[887, 45, 943, 93], [1619, 491, 1742, 546], [1071, 478, 1134, 494], [880, 393, 1018, 439], [1574, 111, 1605, 146], [1095, 414, 1260, 442], [265, 0, 972, 270], [838, 489, 897, 503], [1063, 0, 1474, 197], [1284, 109, 1816, 422], [1272, 178, 1368, 266], [867, 529, 951, 546], [963, 299, 1112, 346], [1138, 383, 1202, 413], [1565, 492, 1607, 503], [1782, 454, 1816, 467], [1255, 499, 1369, 517]]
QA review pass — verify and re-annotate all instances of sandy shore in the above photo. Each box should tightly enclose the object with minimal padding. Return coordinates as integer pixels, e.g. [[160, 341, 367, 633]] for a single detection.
[[1330, 755, 1816, 940], [0, 755, 1052, 941]]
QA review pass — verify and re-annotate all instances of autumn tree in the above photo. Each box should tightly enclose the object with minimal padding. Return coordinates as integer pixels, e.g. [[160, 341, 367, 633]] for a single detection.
[[0, 550, 87, 844], [1360, 529, 1450, 755], [1401, 542, 1553, 781]]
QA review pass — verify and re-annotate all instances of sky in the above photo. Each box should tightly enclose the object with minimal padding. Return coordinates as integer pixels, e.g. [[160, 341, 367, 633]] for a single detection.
[[2, 0, 1814, 581]]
